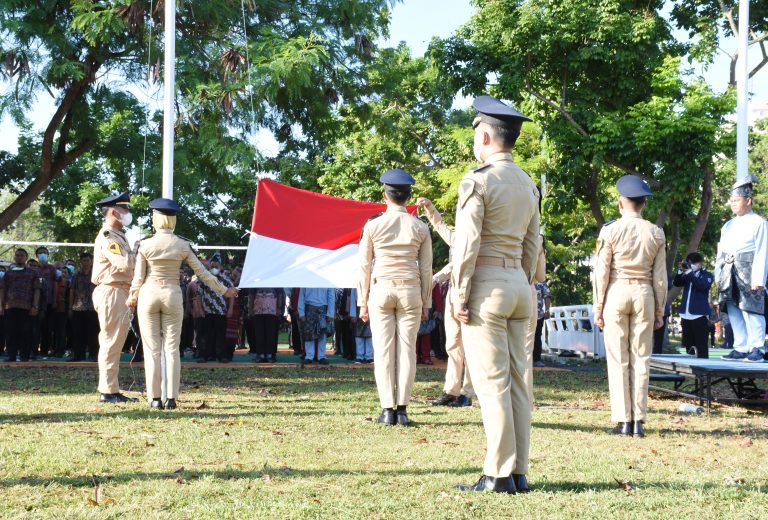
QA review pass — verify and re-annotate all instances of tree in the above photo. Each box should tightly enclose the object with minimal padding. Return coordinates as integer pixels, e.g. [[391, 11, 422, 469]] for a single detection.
[[0, 0, 397, 234], [671, 0, 768, 86], [431, 0, 736, 302]]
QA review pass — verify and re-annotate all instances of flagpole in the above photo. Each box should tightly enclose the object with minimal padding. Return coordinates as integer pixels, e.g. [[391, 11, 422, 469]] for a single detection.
[[736, 0, 749, 182], [162, 0, 176, 198], [159, 0, 177, 401]]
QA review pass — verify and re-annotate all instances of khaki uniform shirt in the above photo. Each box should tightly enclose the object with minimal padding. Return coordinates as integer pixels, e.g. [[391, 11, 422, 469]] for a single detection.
[[452, 152, 540, 303], [358, 205, 433, 308], [92, 224, 135, 287], [593, 212, 667, 317], [130, 229, 228, 300]]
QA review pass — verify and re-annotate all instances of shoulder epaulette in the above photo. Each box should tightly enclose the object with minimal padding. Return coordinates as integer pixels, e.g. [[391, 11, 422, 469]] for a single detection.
[[471, 163, 491, 173], [367, 212, 384, 222], [176, 234, 193, 242], [602, 220, 616, 227]]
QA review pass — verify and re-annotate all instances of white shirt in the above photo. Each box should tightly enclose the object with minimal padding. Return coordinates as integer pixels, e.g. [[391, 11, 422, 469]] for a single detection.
[[716, 211, 768, 287]]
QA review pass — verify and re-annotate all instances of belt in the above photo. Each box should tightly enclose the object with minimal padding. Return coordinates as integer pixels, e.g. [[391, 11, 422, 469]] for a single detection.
[[609, 278, 652, 286], [476, 256, 521, 268], [98, 282, 130, 289], [145, 278, 178, 286], [374, 278, 419, 287]]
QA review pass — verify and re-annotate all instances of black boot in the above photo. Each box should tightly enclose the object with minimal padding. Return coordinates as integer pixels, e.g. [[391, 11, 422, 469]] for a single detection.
[[608, 422, 632, 436], [165, 398, 177, 410], [454, 475, 516, 494], [512, 474, 530, 493], [396, 406, 410, 426], [376, 408, 396, 425], [633, 420, 645, 438], [150, 398, 164, 410], [430, 393, 457, 406]]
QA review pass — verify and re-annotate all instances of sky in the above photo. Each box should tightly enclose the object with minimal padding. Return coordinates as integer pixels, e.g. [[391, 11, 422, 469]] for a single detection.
[[0, 0, 766, 156]]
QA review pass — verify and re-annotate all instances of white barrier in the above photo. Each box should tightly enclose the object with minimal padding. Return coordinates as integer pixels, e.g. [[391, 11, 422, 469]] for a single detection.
[[543, 304, 605, 359]]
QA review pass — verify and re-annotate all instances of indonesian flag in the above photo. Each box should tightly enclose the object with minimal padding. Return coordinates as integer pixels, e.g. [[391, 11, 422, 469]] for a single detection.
[[239, 179, 417, 288]]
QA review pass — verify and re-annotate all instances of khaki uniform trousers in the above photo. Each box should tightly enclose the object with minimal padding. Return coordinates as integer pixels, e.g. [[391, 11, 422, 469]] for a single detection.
[[93, 285, 131, 394], [523, 284, 537, 408], [443, 290, 474, 397], [462, 265, 532, 477], [369, 281, 421, 409], [603, 282, 654, 422], [137, 283, 183, 401]]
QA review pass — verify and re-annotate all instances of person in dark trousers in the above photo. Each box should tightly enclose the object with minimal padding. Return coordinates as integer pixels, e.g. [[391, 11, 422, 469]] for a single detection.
[[673, 252, 713, 358], [68, 252, 100, 361], [246, 288, 285, 362], [0, 249, 41, 362], [198, 254, 234, 362]]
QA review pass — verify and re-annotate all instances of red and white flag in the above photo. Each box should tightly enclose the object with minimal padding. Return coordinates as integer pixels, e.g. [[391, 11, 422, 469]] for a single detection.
[[239, 179, 416, 288]]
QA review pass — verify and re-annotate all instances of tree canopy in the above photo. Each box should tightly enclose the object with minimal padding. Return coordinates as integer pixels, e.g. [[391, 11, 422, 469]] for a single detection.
[[1, 0, 767, 305]]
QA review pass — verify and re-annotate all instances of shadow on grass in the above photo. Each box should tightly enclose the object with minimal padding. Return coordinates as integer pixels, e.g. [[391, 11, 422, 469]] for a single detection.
[[0, 466, 481, 488], [2, 471, 753, 496], [0, 407, 481, 426]]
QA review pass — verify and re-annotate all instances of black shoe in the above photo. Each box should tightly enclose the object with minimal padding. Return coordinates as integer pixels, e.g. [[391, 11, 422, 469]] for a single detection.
[[303, 359, 313, 365], [431, 393, 457, 406], [396, 410, 410, 427], [268, 355, 277, 363], [376, 409, 396, 425], [454, 475, 516, 494], [165, 398, 177, 410], [512, 474, 530, 493], [608, 422, 632, 436], [318, 358, 329, 365], [633, 420, 645, 438], [150, 398, 164, 410], [450, 395, 472, 407], [100, 393, 135, 404]]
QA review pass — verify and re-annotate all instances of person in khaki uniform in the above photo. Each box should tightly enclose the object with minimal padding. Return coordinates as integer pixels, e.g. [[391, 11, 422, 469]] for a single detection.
[[593, 175, 667, 438], [127, 198, 238, 410], [358, 168, 433, 427], [453, 96, 539, 495], [416, 197, 474, 408], [92, 191, 138, 404]]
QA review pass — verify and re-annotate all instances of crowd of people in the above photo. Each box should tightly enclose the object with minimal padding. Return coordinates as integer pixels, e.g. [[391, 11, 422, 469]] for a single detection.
[[0, 247, 464, 366]]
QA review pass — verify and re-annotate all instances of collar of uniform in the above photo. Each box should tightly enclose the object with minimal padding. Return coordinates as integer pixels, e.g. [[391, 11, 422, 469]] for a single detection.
[[484, 152, 513, 164], [156, 228, 174, 234], [734, 210, 755, 219], [386, 205, 408, 214], [621, 211, 642, 218]]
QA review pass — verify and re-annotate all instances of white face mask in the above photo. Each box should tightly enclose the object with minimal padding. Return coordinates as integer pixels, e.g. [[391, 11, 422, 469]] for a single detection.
[[211, 268, 220, 276], [691, 263, 701, 271], [119, 211, 133, 227]]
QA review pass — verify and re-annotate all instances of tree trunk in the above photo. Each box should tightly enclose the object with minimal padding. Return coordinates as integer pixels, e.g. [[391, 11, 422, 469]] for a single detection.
[[684, 164, 715, 256], [587, 167, 605, 227], [0, 70, 96, 232]]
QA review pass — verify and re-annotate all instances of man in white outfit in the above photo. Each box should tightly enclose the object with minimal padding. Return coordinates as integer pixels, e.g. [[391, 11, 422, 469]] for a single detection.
[[716, 177, 768, 363]]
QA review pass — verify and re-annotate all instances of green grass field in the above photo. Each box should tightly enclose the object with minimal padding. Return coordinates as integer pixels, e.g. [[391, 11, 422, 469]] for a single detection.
[[1, 363, 767, 519]]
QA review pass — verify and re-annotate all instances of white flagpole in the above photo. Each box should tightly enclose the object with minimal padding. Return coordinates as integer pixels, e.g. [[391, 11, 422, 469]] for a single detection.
[[162, 0, 176, 198], [160, 0, 177, 401], [736, 0, 750, 182]]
